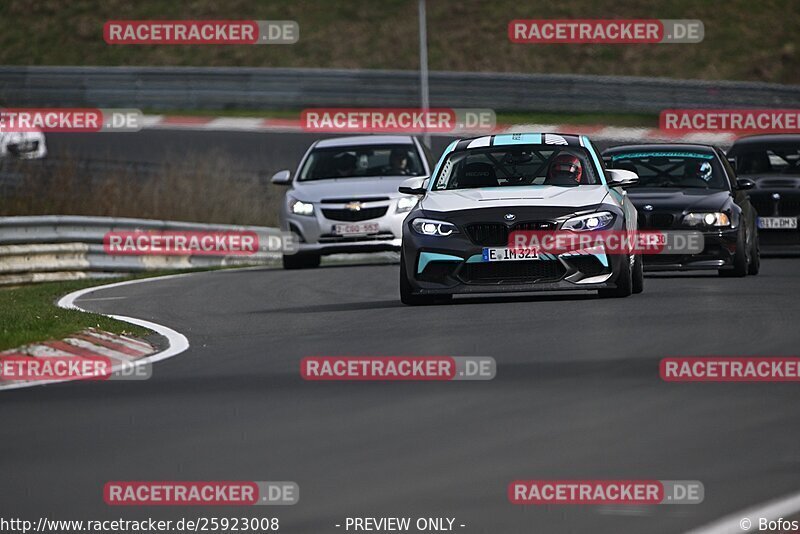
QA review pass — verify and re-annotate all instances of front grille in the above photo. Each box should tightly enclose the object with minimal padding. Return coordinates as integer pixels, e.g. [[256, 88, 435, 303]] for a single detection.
[[749, 195, 800, 217], [458, 260, 566, 284], [465, 223, 507, 246], [513, 221, 557, 231], [320, 197, 389, 204], [638, 211, 676, 229], [322, 206, 388, 221], [319, 232, 394, 243], [649, 212, 675, 229], [777, 199, 800, 216], [749, 196, 774, 216], [465, 221, 555, 246]]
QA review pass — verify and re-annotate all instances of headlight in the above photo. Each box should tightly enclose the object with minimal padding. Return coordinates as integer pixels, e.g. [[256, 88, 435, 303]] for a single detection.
[[396, 196, 418, 213], [411, 218, 458, 237], [289, 199, 314, 216], [684, 212, 730, 227], [562, 211, 615, 231]]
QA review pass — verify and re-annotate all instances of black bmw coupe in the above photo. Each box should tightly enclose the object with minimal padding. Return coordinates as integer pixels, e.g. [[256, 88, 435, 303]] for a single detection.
[[602, 143, 759, 276], [727, 134, 800, 254]]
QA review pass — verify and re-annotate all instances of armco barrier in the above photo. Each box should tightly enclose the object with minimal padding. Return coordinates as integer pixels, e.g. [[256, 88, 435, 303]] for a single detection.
[[2, 66, 800, 113], [0, 216, 284, 285]]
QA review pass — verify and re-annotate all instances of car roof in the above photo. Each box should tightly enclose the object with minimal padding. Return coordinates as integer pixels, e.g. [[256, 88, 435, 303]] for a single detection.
[[451, 133, 584, 151], [602, 143, 717, 155], [314, 135, 416, 148], [729, 133, 800, 146]]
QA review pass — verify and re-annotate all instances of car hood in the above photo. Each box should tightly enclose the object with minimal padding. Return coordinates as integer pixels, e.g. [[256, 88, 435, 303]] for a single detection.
[[627, 188, 731, 212], [420, 185, 610, 213], [290, 176, 414, 202]]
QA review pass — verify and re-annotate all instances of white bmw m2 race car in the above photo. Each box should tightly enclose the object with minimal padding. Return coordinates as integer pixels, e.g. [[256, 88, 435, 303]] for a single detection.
[[399, 133, 644, 305]]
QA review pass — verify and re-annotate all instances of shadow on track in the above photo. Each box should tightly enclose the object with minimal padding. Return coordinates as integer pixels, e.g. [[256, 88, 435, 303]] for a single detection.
[[644, 273, 728, 279], [257, 292, 598, 314]]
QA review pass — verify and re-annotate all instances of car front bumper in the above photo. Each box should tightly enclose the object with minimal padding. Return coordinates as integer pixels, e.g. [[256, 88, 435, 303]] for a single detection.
[[758, 228, 800, 256], [402, 233, 629, 295], [282, 202, 408, 256], [642, 228, 738, 271]]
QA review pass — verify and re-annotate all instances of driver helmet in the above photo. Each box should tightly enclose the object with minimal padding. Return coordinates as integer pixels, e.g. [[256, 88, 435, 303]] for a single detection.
[[548, 153, 583, 184]]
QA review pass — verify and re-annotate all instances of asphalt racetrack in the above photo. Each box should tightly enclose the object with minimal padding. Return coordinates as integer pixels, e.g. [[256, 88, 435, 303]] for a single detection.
[[3, 254, 800, 533], [3, 128, 799, 533]]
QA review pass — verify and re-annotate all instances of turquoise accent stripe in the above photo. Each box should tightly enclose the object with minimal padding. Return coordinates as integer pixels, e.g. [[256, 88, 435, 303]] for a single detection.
[[595, 252, 609, 267], [492, 133, 542, 146], [466, 254, 484, 263], [581, 135, 608, 186], [418, 252, 463, 274], [428, 140, 459, 191], [612, 151, 714, 161]]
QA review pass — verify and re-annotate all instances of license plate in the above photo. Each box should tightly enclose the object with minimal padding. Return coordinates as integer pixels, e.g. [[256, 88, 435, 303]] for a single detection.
[[482, 247, 539, 262], [333, 223, 380, 236], [637, 231, 667, 246], [758, 217, 798, 230]]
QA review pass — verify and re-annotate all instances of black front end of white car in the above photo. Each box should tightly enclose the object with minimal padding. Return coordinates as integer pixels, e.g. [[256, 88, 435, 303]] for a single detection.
[[401, 205, 637, 300], [399, 133, 643, 305]]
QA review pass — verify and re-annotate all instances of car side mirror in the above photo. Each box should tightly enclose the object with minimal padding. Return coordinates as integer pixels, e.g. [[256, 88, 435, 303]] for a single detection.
[[271, 170, 292, 185], [399, 176, 429, 196], [736, 178, 756, 190], [606, 169, 639, 188]]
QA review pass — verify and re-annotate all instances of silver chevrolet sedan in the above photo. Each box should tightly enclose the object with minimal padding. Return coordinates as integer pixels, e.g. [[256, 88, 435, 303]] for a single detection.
[[271, 135, 432, 269]]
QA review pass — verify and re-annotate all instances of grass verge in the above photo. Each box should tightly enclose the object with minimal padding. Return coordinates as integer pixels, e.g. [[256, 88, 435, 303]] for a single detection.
[[0, 277, 155, 351], [1, 0, 798, 84], [0, 151, 283, 226]]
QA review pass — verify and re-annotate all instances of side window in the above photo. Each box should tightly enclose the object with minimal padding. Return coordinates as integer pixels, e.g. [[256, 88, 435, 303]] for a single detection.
[[717, 148, 737, 190], [590, 140, 608, 181], [591, 141, 607, 170], [419, 141, 435, 172]]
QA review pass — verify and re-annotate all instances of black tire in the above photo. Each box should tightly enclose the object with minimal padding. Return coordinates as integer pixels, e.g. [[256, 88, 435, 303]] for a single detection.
[[282, 252, 321, 270], [599, 253, 633, 298], [632, 254, 644, 294], [747, 222, 760, 275], [399, 253, 450, 305], [719, 225, 747, 277]]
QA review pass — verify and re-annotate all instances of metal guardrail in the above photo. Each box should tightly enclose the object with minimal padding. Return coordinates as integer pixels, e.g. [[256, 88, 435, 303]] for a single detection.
[[2, 66, 799, 113], [0, 216, 284, 285]]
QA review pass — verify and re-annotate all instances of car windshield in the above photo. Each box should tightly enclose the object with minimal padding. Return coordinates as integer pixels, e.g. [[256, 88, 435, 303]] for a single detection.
[[607, 151, 728, 190], [431, 145, 600, 191], [728, 143, 800, 175], [299, 144, 424, 181]]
